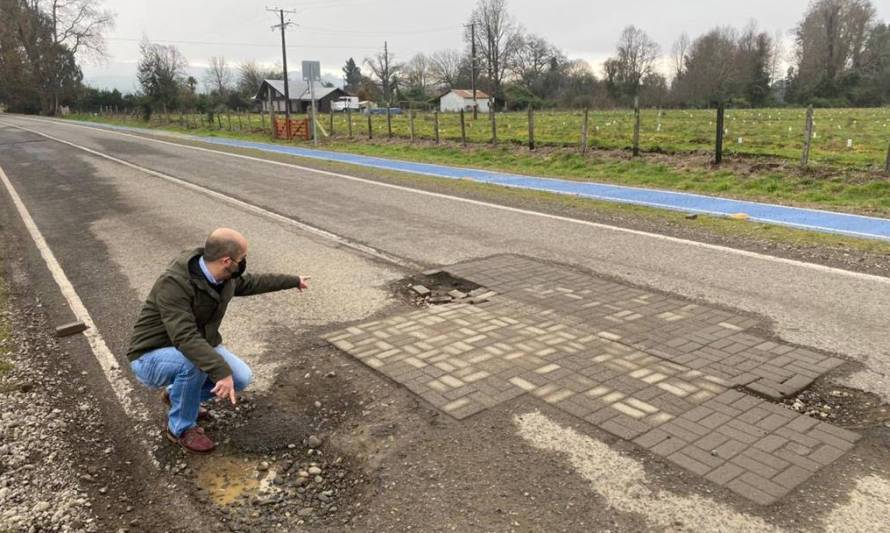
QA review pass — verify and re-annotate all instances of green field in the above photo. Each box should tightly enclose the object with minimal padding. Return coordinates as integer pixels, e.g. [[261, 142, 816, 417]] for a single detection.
[[328, 107, 890, 168], [76, 107, 890, 169]]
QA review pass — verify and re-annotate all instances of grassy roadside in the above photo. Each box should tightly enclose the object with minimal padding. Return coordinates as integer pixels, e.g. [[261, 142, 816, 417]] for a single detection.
[[140, 130, 890, 258], [65, 113, 890, 218], [58, 113, 890, 258]]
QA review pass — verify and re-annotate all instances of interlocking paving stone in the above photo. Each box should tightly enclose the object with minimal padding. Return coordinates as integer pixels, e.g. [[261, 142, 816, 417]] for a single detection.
[[324, 256, 857, 505]]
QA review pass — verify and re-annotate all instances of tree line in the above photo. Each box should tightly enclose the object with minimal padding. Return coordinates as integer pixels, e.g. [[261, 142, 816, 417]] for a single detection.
[[350, 0, 889, 110], [1, 0, 888, 115]]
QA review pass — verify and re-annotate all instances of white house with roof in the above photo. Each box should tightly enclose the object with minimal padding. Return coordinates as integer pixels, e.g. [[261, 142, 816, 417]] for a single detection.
[[439, 89, 490, 113]]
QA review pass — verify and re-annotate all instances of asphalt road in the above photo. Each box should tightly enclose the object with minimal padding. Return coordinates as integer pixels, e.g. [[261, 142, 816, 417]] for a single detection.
[[3, 115, 888, 400], [1, 115, 889, 531]]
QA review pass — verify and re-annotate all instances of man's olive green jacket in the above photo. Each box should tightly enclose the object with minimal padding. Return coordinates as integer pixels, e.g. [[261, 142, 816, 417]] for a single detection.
[[127, 248, 300, 381]]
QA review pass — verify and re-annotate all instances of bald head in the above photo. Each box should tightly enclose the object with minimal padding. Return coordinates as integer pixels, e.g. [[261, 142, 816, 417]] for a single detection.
[[203, 228, 248, 262]]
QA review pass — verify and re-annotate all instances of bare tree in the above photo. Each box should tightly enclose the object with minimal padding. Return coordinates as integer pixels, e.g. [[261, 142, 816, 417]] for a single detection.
[[430, 49, 464, 89], [237, 60, 264, 97], [466, 0, 522, 107], [47, 0, 115, 57], [404, 53, 432, 95], [671, 32, 690, 80], [41, 0, 115, 114], [205, 56, 232, 96], [137, 38, 188, 109], [604, 25, 661, 101], [364, 42, 401, 104]]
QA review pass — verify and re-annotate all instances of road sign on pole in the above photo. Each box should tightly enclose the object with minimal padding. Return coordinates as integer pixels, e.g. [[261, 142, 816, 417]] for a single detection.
[[302, 61, 321, 145]]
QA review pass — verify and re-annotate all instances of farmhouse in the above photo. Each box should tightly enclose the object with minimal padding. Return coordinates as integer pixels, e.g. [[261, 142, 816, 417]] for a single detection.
[[439, 89, 490, 113], [254, 79, 352, 113]]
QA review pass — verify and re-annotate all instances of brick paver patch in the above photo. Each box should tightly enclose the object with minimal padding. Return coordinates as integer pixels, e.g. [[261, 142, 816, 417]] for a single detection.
[[324, 255, 856, 504]]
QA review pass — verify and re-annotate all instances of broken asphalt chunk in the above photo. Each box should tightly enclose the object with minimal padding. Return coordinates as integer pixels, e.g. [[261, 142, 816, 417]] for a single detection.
[[410, 285, 431, 297], [55, 321, 88, 338]]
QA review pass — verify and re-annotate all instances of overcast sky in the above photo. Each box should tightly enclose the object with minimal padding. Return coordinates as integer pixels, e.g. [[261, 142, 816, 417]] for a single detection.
[[81, 0, 889, 93]]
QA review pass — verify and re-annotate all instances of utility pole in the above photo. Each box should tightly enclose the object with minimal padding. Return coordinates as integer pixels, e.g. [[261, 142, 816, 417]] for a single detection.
[[384, 40, 390, 106], [268, 7, 297, 138], [468, 23, 478, 120]]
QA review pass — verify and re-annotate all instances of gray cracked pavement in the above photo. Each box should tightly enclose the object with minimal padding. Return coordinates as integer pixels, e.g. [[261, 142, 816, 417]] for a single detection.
[[1, 115, 890, 531]]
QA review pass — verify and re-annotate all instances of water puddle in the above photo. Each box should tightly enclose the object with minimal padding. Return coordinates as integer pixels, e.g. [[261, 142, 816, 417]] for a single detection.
[[194, 455, 263, 506]]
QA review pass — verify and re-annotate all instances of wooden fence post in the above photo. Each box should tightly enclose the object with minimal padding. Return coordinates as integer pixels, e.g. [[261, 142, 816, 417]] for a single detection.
[[368, 114, 373, 140], [715, 103, 725, 164], [632, 96, 641, 157], [460, 109, 467, 146], [226, 112, 232, 130], [216, 113, 222, 129], [801, 106, 814, 167], [329, 108, 334, 136], [261, 111, 266, 132], [580, 108, 590, 154], [386, 107, 392, 138], [434, 111, 440, 144], [347, 107, 353, 138], [490, 105, 497, 145], [237, 113, 243, 130], [409, 109, 416, 142], [528, 106, 536, 150]]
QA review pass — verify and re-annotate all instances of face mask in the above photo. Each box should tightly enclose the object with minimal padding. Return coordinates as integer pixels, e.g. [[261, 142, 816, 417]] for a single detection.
[[229, 257, 247, 279]]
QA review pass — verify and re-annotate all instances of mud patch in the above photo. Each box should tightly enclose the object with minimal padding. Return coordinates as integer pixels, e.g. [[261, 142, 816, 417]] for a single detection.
[[227, 409, 314, 453]]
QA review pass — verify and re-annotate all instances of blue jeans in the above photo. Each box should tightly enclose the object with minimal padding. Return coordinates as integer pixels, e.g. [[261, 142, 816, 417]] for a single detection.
[[130, 345, 252, 437]]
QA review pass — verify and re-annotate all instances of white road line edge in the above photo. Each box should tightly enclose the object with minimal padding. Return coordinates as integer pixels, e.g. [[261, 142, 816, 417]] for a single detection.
[[0, 163, 149, 424], [4, 117, 889, 286], [1, 120, 420, 271]]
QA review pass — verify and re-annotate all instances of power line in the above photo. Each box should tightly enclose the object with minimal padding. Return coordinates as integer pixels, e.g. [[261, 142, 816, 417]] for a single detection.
[[296, 24, 462, 36], [104, 36, 379, 50]]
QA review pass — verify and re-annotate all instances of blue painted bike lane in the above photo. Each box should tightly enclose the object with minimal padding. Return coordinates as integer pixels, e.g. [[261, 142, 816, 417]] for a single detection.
[[69, 119, 890, 242]]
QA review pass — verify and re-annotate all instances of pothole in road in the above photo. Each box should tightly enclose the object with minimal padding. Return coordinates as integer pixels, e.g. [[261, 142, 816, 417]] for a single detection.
[[164, 341, 377, 530], [391, 269, 485, 306], [782, 379, 890, 430]]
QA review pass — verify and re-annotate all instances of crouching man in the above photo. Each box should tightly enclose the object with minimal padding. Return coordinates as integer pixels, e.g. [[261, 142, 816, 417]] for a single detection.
[[127, 228, 309, 453]]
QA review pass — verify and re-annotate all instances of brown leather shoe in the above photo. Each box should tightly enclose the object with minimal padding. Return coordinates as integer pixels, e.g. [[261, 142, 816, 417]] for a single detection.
[[161, 389, 210, 420], [166, 426, 215, 454]]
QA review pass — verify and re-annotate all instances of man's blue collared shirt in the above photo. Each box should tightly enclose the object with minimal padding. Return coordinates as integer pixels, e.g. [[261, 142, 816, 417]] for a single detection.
[[198, 256, 221, 286]]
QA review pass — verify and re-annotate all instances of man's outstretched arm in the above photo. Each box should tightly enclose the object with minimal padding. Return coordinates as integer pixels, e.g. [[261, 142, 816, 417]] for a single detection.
[[234, 273, 309, 296]]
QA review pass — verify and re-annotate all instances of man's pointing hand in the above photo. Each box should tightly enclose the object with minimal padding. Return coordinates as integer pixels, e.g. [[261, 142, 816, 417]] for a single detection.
[[298, 276, 311, 292], [211, 375, 237, 405]]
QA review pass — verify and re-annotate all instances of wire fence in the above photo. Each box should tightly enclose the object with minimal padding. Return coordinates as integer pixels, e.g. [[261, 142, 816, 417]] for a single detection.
[[85, 105, 890, 170]]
